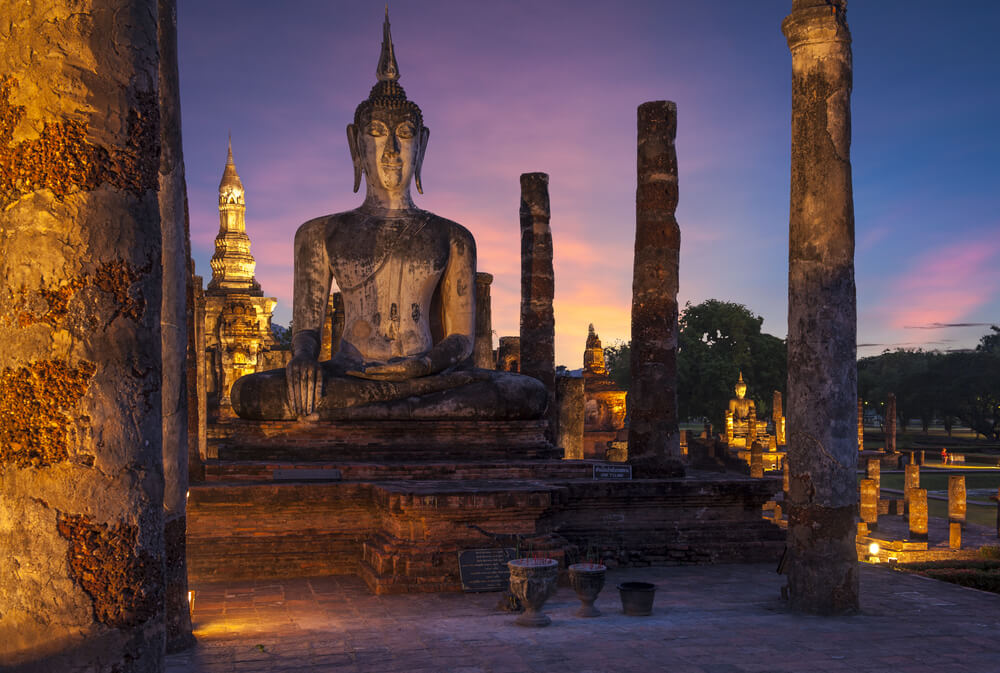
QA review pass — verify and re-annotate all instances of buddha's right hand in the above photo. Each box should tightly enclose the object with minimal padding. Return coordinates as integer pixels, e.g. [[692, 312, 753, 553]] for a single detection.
[[286, 355, 322, 419]]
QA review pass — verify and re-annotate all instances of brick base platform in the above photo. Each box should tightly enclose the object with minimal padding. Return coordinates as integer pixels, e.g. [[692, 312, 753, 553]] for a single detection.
[[190, 465, 783, 594]]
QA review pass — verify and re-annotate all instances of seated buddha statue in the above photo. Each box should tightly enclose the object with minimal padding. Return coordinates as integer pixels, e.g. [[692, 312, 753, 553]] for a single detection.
[[724, 372, 756, 445], [232, 12, 546, 422]]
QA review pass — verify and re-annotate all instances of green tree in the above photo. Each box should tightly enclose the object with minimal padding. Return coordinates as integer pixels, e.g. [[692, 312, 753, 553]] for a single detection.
[[677, 300, 786, 431], [604, 340, 631, 392]]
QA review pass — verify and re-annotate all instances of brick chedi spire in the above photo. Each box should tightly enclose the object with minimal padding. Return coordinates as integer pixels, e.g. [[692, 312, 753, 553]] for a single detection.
[[208, 137, 262, 295]]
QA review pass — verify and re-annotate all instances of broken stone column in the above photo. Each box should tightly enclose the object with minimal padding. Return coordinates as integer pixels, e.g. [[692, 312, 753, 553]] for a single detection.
[[904, 464, 920, 509], [0, 1, 166, 668], [475, 272, 495, 369], [857, 398, 864, 451], [556, 375, 585, 460], [886, 393, 897, 453], [190, 276, 209, 467], [859, 479, 878, 531], [331, 291, 345, 356], [773, 391, 786, 444], [158, 0, 194, 652], [948, 475, 966, 525], [628, 101, 684, 478], [748, 406, 759, 447], [908, 488, 928, 541], [750, 442, 764, 479], [866, 458, 880, 494], [519, 173, 556, 428], [320, 293, 336, 361], [949, 523, 962, 550], [783, 460, 790, 495], [782, 0, 858, 614]]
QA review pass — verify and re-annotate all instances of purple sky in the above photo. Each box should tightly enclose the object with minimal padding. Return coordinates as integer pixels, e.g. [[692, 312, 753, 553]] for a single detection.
[[178, 1, 1000, 368]]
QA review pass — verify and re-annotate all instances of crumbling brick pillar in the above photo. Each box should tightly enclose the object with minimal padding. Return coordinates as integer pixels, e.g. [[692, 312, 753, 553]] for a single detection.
[[519, 173, 556, 432], [0, 1, 167, 669], [556, 375, 585, 460], [474, 272, 495, 369], [782, 0, 859, 614], [628, 101, 684, 478], [158, 0, 194, 652]]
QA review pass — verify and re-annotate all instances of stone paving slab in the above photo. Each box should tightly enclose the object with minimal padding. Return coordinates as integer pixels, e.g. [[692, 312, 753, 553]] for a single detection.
[[167, 564, 1000, 673]]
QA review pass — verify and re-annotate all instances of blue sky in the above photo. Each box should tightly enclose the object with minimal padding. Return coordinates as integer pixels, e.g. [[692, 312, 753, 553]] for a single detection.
[[178, 0, 1000, 366]]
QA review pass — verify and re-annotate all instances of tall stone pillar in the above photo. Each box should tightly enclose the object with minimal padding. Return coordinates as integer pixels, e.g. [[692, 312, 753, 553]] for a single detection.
[[782, 0, 858, 614], [519, 173, 556, 426], [857, 398, 864, 451], [189, 276, 208, 468], [556, 375, 585, 460], [628, 101, 684, 478], [948, 475, 967, 525], [0, 1, 166, 669], [908, 488, 928, 541], [886, 393, 897, 453], [158, 0, 194, 651], [474, 272, 495, 369]]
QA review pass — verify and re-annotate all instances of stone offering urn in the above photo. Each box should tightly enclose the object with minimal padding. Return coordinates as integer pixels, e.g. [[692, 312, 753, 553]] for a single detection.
[[568, 562, 606, 617], [507, 558, 559, 627]]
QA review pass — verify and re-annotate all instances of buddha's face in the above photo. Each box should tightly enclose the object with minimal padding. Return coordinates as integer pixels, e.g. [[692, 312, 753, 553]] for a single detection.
[[357, 108, 422, 192], [735, 381, 747, 399]]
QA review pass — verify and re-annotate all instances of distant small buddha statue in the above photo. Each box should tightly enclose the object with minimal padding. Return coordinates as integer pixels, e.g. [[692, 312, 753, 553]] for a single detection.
[[232, 11, 546, 421], [725, 372, 756, 445]]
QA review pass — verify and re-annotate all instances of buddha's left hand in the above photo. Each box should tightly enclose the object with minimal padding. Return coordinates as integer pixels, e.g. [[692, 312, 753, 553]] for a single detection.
[[348, 355, 433, 381]]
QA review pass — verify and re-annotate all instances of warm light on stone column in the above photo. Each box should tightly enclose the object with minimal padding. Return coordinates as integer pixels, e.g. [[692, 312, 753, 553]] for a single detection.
[[628, 101, 684, 478], [556, 375, 585, 460], [782, 0, 858, 614], [0, 1, 166, 668]]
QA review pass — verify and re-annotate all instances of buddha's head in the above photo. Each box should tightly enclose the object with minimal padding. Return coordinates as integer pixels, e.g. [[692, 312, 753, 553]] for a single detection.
[[735, 371, 747, 400], [347, 10, 430, 200]]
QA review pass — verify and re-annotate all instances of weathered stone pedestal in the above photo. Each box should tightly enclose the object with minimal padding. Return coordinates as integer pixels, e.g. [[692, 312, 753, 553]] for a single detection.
[[188, 421, 784, 594]]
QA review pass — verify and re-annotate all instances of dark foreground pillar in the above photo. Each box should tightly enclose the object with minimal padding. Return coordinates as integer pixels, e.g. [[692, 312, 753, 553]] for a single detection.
[[782, 0, 858, 614], [519, 173, 556, 428], [159, 0, 194, 652], [0, 1, 166, 669], [628, 101, 684, 478]]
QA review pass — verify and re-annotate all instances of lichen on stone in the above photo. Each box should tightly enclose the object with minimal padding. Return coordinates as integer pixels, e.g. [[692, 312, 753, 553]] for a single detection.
[[4, 260, 149, 329], [56, 513, 163, 629], [0, 359, 96, 469], [0, 75, 160, 209]]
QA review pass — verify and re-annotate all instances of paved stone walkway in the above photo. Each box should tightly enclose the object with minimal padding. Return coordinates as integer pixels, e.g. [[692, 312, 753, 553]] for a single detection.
[[167, 564, 1000, 673]]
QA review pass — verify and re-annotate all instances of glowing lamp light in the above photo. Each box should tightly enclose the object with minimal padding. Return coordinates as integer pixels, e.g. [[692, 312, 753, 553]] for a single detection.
[[868, 542, 879, 555], [188, 590, 195, 615]]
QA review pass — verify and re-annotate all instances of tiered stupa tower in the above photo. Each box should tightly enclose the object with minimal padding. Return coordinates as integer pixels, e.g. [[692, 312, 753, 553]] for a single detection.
[[209, 138, 262, 295], [200, 140, 283, 416]]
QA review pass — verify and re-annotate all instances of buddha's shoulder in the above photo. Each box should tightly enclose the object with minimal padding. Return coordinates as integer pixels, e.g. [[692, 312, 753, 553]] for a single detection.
[[415, 210, 474, 244]]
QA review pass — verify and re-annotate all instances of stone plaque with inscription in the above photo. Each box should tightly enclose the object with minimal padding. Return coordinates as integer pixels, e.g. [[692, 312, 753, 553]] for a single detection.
[[593, 464, 632, 480], [458, 548, 516, 592]]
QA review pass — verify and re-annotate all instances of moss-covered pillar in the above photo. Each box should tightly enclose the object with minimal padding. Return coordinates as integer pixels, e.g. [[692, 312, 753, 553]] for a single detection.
[[474, 272, 495, 369], [0, 1, 166, 669], [782, 0, 858, 614], [158, 0, 194, 652], [519, 173, 556, 429], [628, 101, 684, 478]]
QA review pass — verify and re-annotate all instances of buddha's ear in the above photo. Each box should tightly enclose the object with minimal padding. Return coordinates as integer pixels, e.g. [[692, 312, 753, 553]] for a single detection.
[[414, 126, 430, 195], [347, 123, 362, 193]]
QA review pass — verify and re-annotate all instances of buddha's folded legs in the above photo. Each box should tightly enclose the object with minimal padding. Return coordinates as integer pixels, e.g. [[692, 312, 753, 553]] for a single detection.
[[231, 366, 548, 421]]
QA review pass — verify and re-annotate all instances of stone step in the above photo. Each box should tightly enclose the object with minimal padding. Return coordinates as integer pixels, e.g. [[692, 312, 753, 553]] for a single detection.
[[203, 459, 597, 483]]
